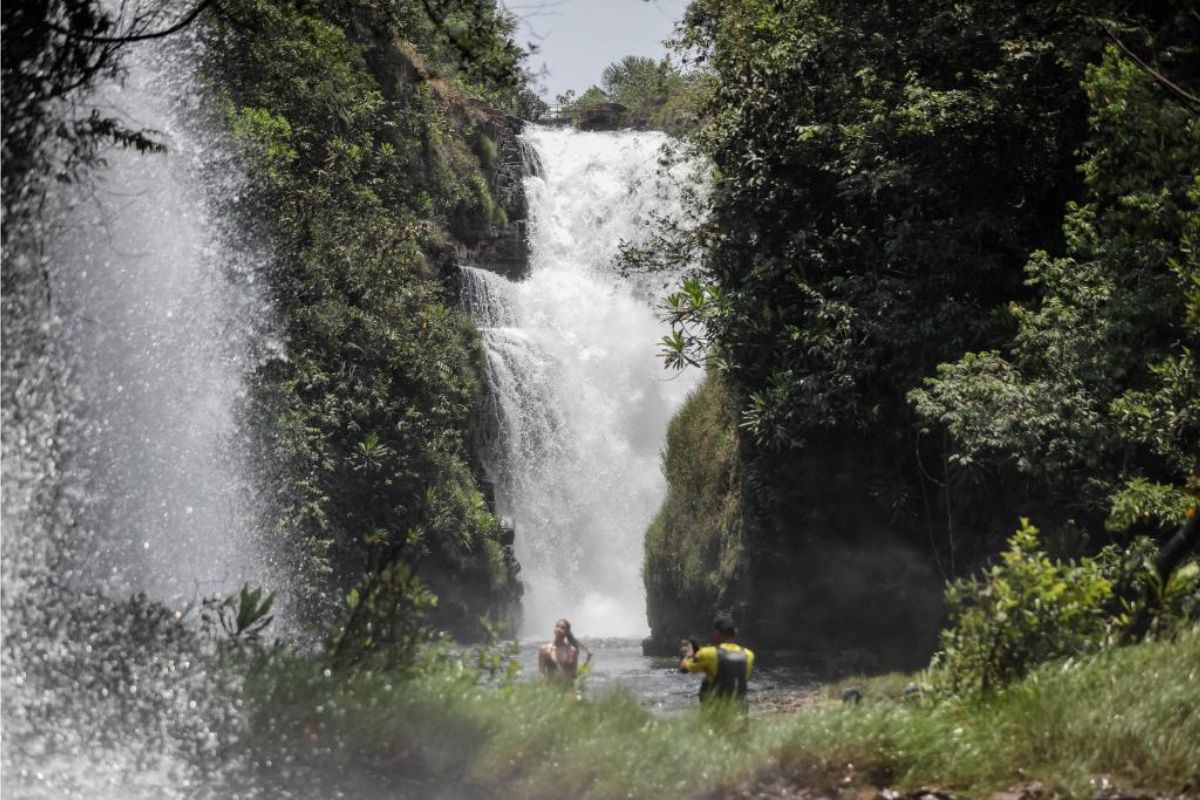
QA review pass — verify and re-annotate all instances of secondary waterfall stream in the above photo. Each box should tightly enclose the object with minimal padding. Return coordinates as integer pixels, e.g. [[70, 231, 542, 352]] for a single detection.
[[1, 34, 274, 799], [3, 41, 273, 603], [55, 63, 272, 605], [463, 126, 701, 639]]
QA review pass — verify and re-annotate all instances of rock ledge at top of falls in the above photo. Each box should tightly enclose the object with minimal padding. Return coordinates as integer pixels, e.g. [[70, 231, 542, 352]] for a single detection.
[[576, 102, 630, 131], [444, 94, 530, 281]]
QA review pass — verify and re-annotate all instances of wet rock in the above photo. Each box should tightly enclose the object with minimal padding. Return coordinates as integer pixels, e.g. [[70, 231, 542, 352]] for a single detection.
[[453, 104, 530, 281], [498, 518, 515, 547]]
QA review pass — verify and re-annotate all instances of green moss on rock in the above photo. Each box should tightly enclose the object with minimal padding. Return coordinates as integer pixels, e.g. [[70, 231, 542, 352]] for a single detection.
[[644, 374, 747, 649]]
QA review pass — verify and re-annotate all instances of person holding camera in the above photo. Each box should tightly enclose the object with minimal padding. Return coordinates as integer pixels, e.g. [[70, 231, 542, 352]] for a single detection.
[[678, 612, 754, 710]]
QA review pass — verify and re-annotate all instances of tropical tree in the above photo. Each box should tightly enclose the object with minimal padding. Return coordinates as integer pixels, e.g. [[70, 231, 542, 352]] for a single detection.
[[600, 54, 666, 107]]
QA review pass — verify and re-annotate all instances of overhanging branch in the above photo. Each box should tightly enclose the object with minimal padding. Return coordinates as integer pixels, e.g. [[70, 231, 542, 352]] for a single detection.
[[48, 0, 218, 44], [1106, 31, 1200, 110]]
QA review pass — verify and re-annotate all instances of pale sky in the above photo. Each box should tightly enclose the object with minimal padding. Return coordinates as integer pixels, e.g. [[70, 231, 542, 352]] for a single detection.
[[506, 0, 692, 101]]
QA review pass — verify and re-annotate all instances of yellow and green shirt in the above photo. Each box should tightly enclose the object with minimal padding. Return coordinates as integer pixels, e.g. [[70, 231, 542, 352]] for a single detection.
[[686, 642, 748, 690]]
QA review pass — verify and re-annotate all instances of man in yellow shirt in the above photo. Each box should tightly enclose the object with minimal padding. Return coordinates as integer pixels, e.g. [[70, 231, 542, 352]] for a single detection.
[[679, 613, 755, 708]]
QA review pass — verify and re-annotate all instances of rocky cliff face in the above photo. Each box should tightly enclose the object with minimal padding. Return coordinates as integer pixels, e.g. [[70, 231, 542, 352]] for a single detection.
[[456, 102, 529, 281], [642, 376, 944, 671], [358, 33, 531, 284], [264, 19, 531, 639], [455, 104, 529, 637], [427, 85, 532, 636], [432, 97, 531, 636]]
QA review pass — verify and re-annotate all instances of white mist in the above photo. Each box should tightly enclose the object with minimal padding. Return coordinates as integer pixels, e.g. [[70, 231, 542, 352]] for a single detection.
[[42, 41, 274, 606]]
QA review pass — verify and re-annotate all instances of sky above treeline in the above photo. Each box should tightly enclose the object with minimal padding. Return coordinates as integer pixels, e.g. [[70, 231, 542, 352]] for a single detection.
[[507, 0, 690, 101]]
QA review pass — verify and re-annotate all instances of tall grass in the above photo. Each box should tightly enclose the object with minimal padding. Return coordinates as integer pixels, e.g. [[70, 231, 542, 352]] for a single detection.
[[243, 629, 1199, 798], [775, 629, 1200, 795]]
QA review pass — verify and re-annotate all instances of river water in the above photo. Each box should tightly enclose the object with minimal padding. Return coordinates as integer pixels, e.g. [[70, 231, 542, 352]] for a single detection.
[[514, 639, 820, 715]]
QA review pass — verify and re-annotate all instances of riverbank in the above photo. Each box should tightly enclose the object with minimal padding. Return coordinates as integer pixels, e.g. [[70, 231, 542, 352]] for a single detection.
[[237, 626, 1198, 799]]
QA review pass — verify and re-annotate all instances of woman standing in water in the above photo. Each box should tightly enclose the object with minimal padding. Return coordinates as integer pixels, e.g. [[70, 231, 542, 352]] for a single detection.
[[538, 618, 594, 687]]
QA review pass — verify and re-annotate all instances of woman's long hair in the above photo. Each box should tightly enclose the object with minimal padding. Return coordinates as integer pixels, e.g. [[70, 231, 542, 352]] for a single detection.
[[557, 618, 584, 653]]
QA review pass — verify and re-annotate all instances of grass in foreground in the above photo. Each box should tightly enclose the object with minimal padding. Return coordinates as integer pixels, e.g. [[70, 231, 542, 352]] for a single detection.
[[244, 628, 1199, 799]]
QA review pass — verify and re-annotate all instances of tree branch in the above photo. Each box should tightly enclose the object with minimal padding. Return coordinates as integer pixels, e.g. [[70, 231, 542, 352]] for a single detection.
[[47, 0, 218, 44], [1106, 32, 1200, 110], [1123, 507, 1200, 644]]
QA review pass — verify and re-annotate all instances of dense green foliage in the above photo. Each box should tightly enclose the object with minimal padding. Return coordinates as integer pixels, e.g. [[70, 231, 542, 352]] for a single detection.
[[910, 45, 1200, 536], [933, 519, 1113, 694], [203, 0, 529, 637], [642, 0, 1200, 658], [933, 518, 1200, 695]]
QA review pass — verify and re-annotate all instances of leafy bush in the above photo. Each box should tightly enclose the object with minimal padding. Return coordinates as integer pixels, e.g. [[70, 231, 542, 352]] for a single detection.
[[331, 560, 438, 672], [933, 517, 1200, 694], [202, 583, 277, 642], [1099, 534, 1200, 642], [933, 519, 1113, 694]]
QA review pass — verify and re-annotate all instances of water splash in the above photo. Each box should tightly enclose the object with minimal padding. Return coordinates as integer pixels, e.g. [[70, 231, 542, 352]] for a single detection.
[[463, 126, 701, 640], [2, 34, 275, 799], [41, 43, 272, 604]]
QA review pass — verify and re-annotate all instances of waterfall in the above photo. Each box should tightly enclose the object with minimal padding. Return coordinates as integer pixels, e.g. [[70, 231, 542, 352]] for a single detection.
[[1, 34, 273, 799], [27, 44, 272, 603], [463, 126, 701, 639]]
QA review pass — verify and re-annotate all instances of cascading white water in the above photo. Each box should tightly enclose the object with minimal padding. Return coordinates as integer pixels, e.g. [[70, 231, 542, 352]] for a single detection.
[[39, 43, 274, 604], [464, 126, 701, 639], [1, 34, 274, 799]]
